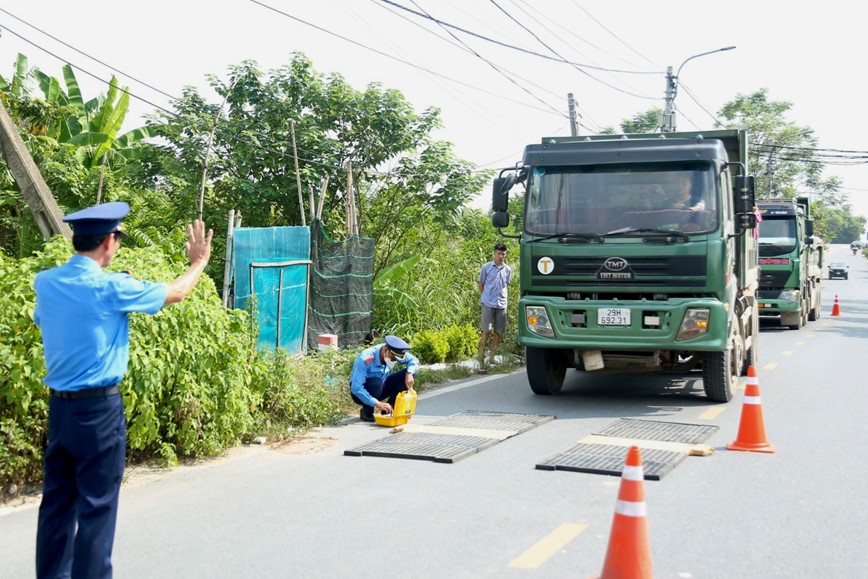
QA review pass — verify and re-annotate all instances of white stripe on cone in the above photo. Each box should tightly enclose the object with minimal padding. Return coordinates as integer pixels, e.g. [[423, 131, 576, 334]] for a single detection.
[[743, 395, 761, 405], [615, 499, 647, 517], [621, 465, 644, 481]]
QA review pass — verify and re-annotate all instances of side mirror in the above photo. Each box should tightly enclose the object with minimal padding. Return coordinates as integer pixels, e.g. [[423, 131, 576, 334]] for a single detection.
[[492, 212, 509, 228], [492, 174, 515, 213], [805, 219, 814, 237], [734, 175, 755, 214]]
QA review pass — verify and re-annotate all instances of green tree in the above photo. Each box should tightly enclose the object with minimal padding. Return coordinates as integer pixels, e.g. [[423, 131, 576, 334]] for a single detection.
[[0, 56, 156, 257], [716, 88, 865, 237], [31, 64, 152, 169], [596, 106, 663, 134], [620, 106, 663, 133], [149, 54, 445, 233], [364, 140, 491, 277], [811, 200, 866, 243], [148, 53, 488, 290], [717, 89, 830, 199]]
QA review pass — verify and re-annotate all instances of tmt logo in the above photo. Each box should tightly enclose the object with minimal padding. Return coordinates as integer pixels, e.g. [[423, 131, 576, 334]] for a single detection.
[[602, 257, 628, 271], [537, 257, 554, 275]]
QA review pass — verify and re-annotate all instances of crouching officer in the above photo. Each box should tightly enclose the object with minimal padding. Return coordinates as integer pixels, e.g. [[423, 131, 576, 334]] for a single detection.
[[33, 202, 213, 579], [350, 335, 419, 422]]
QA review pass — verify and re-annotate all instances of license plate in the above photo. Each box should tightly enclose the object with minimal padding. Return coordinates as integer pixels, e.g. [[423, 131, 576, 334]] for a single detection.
[[598, 308, 631, 326]]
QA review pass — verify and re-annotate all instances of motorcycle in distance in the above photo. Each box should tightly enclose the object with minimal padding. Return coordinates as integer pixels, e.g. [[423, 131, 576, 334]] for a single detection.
[[853, 246, 859, 255]]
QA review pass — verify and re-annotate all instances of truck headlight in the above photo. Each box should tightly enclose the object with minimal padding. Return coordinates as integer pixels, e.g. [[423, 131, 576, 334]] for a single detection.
[[781, 290, 799, 303], [526, 306, 555, 337], [676, 308, 709, 341]]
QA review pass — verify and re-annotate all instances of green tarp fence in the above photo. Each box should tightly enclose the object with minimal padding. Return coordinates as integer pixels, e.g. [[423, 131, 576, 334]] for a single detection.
[[307, 220, 374, 351]]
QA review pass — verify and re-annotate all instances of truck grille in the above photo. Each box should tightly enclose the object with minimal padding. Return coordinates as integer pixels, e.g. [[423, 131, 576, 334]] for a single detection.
[[532, 255, 707, 287], [758, 270, 791, 289]]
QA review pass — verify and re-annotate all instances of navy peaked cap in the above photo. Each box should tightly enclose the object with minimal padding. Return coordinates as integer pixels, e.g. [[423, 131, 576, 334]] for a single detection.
[[385, 335, 411, 352], [63, 202, 130, 236]]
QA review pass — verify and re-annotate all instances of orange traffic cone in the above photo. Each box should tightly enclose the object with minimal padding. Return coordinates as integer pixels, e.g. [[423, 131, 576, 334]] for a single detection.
[[831, 295, 841, 317], [599, 446, 653, 579], [727, 365, 775, 453]]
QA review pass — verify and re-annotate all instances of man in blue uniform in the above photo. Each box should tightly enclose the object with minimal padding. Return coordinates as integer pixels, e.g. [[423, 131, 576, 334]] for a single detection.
[[350, 335, 419, 422], [33, 202, 213, 579]]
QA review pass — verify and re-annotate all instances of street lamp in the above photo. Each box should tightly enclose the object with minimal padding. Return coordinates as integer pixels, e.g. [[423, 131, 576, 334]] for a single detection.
[[661, 46, 736, 133]]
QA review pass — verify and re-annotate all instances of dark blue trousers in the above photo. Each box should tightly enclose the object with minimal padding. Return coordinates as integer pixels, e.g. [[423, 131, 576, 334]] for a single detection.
[[351, 369, 409, 408], [36, 394, 126, 579]]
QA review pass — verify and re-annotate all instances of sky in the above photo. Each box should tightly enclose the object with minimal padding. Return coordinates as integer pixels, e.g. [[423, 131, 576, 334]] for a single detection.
[[2, 0, 868, 228]]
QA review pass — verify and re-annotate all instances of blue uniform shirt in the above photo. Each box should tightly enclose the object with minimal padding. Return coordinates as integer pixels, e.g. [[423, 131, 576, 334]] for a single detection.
[[479, 261, 512, 309], [34, 254, 169, 391], [349, 344, 420, 407]]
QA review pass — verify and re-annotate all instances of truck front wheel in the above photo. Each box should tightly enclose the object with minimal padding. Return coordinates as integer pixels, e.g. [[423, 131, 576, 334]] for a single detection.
[[526, 347, 567, 395], [703, 348, 736, 402]]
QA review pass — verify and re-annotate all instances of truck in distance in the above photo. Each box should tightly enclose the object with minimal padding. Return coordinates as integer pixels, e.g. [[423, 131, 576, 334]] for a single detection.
[[756, 197, 824, 329]]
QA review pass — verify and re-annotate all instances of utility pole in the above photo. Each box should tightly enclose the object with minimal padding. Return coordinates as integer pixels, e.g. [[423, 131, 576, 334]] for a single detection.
[[661, 47, 736, 133], [661, 66, 677, 133], [567, 93, 579, 137], [0, 100, 72, 240]]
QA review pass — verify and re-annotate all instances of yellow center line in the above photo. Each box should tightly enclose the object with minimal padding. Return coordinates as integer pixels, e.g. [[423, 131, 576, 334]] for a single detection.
[[763, 362, 778, 371], [698, 406, 726, 420], [781, 350, 794, 356], [507, 523, 587, 569], [795, 341, 806, 346]]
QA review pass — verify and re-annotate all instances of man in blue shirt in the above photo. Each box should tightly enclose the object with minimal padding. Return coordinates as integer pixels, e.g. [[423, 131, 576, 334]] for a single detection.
[[477, 242, 512, 366], [349, 335, 419, 422], [33, 202, 213, 579]]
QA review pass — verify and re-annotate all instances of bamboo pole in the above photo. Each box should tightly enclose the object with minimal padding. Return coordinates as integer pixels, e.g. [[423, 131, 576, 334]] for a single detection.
[[96, 153, 108, 204], [345, 160, 352, 236], [290, 120, 306, 226], [198, 76, 240, 220], [316, 174, 329, 220], [221, 209, 236, 308]]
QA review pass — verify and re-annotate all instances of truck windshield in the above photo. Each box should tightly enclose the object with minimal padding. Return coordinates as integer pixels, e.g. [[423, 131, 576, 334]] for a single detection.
[[758, 217, 796, 256], [523, 164, 718, 237]]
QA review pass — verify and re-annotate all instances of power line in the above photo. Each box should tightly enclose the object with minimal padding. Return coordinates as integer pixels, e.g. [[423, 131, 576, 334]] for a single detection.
[[0, 7, 176, 101], [678, 83, 724, 127], [406, 0, 565, 118], [505, 0, 654, 102], [487, 0, 655, 101], [0, 21, 176, 116], [568, 0, 658, 69], [248, 0, 563, 117], [369, 0, 566, 102], [0, 13, 512, 184], [0, 20, 383, 179], [377, 0, 660, 75]]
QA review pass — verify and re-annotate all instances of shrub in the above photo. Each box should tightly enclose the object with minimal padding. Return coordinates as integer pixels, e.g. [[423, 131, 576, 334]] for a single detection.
[[411, 329, 450, 363], [254, 348, 356, 435], [0, 237, 266, 488], [443, 323, 478, 361]]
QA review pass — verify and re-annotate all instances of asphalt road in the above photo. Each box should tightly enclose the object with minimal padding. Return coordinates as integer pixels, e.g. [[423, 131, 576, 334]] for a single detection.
[[2, 245, 867, 578]]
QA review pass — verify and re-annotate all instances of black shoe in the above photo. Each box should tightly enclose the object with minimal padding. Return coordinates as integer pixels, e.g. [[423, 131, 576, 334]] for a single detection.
[[360, 407, 375, 422]]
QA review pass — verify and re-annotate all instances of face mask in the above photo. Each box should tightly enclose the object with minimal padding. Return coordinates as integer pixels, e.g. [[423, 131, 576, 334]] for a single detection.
[[384, 357, 396, 368]]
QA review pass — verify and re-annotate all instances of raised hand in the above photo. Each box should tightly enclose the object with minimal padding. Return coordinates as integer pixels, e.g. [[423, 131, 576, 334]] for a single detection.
[[185, 220, 214, 265]]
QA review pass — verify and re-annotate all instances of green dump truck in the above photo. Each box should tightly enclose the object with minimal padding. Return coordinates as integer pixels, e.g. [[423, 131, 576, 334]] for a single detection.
[[491, 129, 759, 402], [756, 197, 824, 329]]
